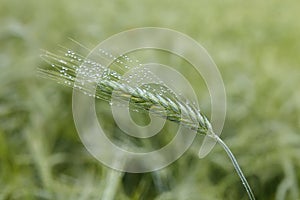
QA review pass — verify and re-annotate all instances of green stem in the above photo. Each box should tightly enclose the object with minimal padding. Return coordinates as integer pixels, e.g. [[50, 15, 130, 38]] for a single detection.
[[102, 169, 123, 200], [213, 134, 255, 200]]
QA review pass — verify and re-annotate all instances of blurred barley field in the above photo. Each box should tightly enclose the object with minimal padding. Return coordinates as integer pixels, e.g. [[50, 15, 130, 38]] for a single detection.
[[0, 0, 300, 199]]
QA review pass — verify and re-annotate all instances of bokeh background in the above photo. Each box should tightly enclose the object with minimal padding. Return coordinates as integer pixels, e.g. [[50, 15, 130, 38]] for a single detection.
[[1, 0, 300, 199]]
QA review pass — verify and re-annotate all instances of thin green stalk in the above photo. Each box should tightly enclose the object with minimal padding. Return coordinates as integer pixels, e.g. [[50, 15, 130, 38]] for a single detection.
[[212, 134, 255, 200], [102, 169, 123, 200]]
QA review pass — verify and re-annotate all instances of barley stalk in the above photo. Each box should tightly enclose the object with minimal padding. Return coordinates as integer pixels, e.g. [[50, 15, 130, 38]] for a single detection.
[[38, 48, 255, 200]]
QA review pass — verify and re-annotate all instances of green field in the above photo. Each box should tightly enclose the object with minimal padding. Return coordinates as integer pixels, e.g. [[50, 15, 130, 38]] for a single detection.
[[1, 0, 300, 199]]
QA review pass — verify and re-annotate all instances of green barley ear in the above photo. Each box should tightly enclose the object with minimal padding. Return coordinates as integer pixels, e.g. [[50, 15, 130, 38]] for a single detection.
[[38, 47, 255, 200]]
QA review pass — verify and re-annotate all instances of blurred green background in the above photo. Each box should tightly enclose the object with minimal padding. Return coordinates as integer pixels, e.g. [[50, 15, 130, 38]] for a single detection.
[[1, 0, 300, 199]]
